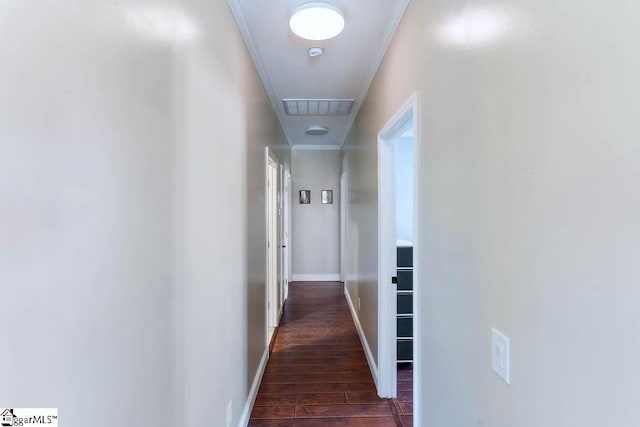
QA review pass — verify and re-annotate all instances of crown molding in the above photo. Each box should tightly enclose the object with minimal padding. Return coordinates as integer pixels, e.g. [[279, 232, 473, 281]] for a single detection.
[[339, 0, 410, 147], [227, 0, 293, 146], [292, 145, 342, 151]]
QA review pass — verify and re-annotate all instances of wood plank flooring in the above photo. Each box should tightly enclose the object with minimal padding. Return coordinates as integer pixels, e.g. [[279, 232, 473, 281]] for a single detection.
[[391, 363, 413, 427], [249, 282, 399, 426]]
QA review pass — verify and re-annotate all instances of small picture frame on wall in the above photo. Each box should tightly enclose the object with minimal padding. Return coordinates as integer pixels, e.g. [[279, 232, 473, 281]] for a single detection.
[[299, 190, 311, 204], [321, 190, 333, 204]]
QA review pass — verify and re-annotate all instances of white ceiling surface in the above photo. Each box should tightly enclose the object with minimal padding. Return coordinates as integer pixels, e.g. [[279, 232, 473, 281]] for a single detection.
[[229, 0, 410, 147]]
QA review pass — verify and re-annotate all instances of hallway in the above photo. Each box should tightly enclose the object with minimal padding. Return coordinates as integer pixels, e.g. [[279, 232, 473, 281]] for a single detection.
[[249, 282, 399, 426], [3, 1, 640, 426]]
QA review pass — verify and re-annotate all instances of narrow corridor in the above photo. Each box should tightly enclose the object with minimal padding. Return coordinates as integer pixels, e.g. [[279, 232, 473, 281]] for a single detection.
[[249, 282, 399, 426]]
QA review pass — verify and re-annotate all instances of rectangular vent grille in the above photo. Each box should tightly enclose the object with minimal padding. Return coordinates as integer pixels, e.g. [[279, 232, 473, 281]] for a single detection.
[[283, 99, 355, 116]]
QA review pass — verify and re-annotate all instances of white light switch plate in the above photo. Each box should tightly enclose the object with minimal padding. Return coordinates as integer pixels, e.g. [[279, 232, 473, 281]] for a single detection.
[[492, 328, 510, 384]]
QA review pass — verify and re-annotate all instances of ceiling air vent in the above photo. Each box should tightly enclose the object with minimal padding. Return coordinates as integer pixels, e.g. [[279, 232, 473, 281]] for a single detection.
[[283, 99, 355, 116]]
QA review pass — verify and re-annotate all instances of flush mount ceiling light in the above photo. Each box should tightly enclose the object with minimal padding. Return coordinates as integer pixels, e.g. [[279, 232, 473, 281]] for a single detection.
[[305, 126, 329, 135], [290, 2, 345, 41]]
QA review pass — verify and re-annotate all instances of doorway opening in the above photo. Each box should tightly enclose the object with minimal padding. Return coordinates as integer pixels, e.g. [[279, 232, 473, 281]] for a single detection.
[[377, 93, 419, 426]]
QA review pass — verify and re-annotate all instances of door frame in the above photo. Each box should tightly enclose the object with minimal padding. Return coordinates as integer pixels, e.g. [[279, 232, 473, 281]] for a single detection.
[[265, 148, 280, 343], [377, 93, 420, 426], [283, 169, 292, 300], [340, 171, 347, 283]]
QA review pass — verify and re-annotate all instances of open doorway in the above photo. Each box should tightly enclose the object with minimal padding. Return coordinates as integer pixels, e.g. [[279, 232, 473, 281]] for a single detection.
[[394, 126, 414, 425], [377, 93, 419, 426]]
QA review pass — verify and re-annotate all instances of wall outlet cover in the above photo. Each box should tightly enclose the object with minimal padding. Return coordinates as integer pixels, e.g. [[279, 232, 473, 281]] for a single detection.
[[491, 328, 510, 384]]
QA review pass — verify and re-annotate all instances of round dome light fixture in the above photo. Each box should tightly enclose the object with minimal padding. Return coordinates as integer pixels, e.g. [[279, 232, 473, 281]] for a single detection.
[[305, 126, 329, 136], [290, 2, 345, 41]]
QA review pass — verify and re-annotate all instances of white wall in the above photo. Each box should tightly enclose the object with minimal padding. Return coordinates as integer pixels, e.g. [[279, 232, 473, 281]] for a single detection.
[[0, 1, 288, 426], [174, 2, 289, 426], [0, 2, 176, 424], [396, 136, 414, 242], [343, 0, 640, 425], [291, 149, 341, 280]]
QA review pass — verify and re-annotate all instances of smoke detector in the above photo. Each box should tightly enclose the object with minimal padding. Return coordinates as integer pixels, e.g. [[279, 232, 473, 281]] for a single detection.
[[308, 47, 324, 57]]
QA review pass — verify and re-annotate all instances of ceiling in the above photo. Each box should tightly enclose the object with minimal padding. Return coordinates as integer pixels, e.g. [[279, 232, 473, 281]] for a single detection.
[[228, 0, 410, 148]]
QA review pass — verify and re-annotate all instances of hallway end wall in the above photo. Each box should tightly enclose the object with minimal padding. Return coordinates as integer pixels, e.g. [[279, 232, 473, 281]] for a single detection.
[[291, 149, 341, 281], [343, 0, 640, 425]]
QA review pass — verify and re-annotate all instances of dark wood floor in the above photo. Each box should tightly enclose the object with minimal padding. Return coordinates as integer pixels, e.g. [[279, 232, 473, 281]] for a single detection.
[[249, 282, 399, 426], [392, 363, 413, 427]]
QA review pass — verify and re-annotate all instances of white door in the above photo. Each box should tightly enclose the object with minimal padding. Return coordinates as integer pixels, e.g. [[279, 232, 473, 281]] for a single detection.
[[266, 153, 279, 332], [283, 170, 291, 300]]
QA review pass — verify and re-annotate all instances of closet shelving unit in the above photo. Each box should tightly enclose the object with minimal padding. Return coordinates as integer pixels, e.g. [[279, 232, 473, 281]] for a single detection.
[[396, 244, 413, 362]]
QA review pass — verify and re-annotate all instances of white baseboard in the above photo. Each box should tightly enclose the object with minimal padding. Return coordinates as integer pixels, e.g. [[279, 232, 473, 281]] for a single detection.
[[291, 274, 341, 282], [239, 347, 269, 427], [344, 286, 379, 388]]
